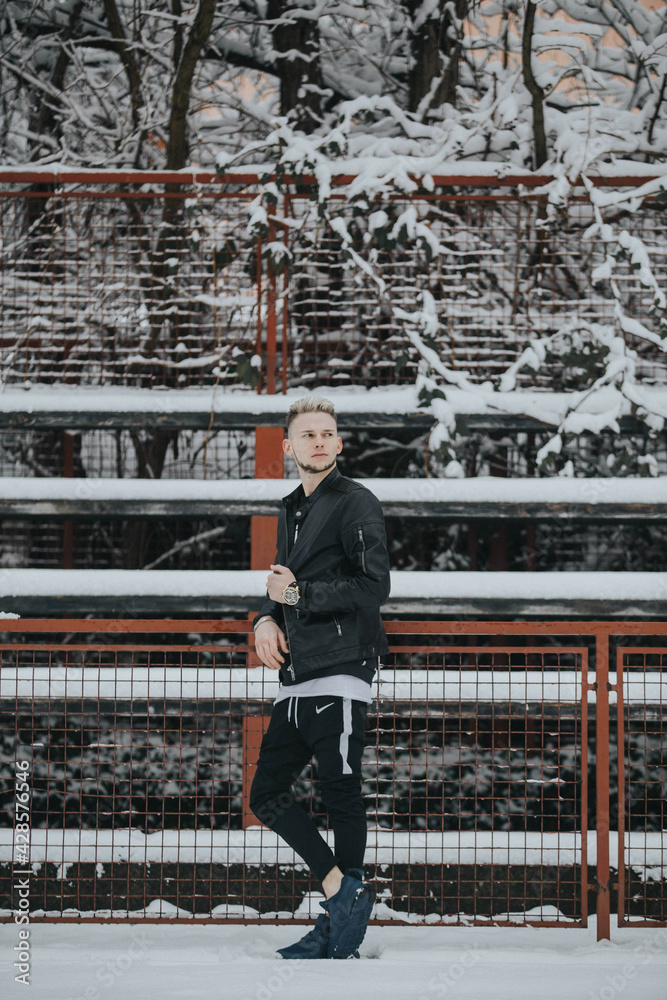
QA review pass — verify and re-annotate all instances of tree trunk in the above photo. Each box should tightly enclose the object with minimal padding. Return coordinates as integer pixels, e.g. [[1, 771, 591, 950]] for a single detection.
[[267, 0, 323, 132], [106, 2, 217, 567], [522, 0, 548, 169], [123, 429, 177, 568], [25, 2, 84, 263], [165, 0, 217, 171], [27, 0, 85, 160], [406, 0, 468, 118], [102, 0, 145, 133], [146, 0, 217, 355]]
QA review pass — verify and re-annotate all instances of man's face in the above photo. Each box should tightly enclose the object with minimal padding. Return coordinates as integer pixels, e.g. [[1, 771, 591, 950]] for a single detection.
[[283, 411, 342, 475]]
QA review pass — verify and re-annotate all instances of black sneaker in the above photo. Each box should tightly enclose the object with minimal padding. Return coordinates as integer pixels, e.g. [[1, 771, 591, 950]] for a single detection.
[[277, 913, 330, 960], [321, 871, 375, 960]]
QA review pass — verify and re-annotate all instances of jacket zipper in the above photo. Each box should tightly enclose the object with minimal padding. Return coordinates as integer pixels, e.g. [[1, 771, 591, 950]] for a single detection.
[[282, 608, 296, 680], [282, 506, 296, 680], [358, 526, 367, 574], [333, 614, 342, 637]]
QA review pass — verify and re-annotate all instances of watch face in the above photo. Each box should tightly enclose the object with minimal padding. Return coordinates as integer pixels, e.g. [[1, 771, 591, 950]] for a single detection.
[[284, 585, 299, 605]]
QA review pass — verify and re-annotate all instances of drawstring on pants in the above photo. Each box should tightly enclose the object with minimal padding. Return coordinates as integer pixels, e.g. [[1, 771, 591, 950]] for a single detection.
[[287, 695, 299, 728]]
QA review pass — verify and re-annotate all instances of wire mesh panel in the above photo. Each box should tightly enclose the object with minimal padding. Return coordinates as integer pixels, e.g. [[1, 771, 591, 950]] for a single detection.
[[617, 647, 667, 926], [283, 188, 667, 388], [0, 182, 260, 388], [1, 173, 665, 390], [0, 622, 254, 920], [362, 641, 590, 926], [4, 620, 667, 930], [0, 426, 258, 571], [0, 429, 256, 481]]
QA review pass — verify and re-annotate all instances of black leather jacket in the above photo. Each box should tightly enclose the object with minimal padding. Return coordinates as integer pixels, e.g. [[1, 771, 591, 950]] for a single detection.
[[253, 466, 391, 684]]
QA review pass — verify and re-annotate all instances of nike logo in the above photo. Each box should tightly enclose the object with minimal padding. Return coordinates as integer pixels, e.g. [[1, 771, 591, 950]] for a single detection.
[[315, 702, 335, 714]]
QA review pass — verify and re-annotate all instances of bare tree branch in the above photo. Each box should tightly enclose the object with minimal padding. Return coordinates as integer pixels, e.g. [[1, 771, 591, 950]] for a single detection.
[[26, 0, 84, 161], [102, 0, 145, 131], [647, 71, 667, 148]]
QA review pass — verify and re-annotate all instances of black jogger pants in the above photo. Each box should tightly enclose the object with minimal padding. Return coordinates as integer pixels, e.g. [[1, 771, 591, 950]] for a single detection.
[[249, 694, 369, 883]]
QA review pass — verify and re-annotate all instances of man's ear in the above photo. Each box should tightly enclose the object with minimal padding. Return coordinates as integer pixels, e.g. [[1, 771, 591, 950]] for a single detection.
[[283, 436, 292, 456], [337, 436, 343, 454]]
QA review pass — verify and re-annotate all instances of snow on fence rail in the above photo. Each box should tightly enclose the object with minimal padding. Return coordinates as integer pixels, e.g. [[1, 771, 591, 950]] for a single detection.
[[1, 383, 667, 432], [0, 829, 660, 870], [0, 665, 661, 705], [2, 474, 667, 510], [0, 568, 666, 612]]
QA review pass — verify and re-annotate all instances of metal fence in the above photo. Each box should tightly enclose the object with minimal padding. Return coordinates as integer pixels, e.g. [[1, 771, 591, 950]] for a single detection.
[[1, 169, 666, 390], [1, 619, 665, 939]]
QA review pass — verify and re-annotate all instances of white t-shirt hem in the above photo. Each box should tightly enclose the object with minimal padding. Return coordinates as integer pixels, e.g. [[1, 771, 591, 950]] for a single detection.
[[274, 673, 373, 705]]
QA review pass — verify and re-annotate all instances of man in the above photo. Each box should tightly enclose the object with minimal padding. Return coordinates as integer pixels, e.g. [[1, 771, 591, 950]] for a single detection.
[[249, 395, 391, 960]]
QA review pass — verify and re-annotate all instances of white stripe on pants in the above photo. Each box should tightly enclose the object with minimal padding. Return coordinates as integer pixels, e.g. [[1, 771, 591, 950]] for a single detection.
[[339, 698, 353, 775]]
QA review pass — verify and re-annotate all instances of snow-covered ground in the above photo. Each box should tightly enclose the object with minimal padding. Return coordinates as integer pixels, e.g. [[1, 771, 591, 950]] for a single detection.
[[2, 919, 666, 1000]]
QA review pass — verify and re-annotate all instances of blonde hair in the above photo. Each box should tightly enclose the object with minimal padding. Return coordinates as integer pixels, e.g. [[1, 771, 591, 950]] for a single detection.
[[286, 395, 337, 432]]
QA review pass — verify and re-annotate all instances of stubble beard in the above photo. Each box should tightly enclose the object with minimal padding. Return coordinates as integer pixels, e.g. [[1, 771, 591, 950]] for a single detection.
[[294, 455, 337, 475]]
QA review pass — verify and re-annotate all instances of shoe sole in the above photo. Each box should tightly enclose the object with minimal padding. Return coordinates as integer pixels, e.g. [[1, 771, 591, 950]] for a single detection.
[[277, 947, 328, 960], [329, 885, 376, 960]]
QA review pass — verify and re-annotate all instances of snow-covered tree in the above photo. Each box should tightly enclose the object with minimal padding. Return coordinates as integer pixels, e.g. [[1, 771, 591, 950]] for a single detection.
[[3, 2, 665, 168], [2, 0, 667, 488]]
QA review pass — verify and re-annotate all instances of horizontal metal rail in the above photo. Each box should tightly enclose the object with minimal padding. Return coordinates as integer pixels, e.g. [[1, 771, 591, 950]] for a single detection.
[[0, 168, 661, 188], [2, 573, 667, 619], [0, 407, 652, 434], [1, 476, 665, 521]]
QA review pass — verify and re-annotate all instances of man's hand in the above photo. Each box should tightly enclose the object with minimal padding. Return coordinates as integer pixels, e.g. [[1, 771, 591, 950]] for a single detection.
[[266, 564, 296, 603], [254, 619, 289, 670]]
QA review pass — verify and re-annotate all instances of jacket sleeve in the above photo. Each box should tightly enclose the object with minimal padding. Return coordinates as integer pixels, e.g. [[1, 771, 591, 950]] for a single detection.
[[298, 490, 391, 613]]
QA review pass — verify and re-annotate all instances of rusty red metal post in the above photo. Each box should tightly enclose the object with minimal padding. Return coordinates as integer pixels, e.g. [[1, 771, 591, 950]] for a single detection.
[[615, 646, 626, 929], [249, 426, 284, 664], [580, 648, 590, 928], [242, 715, 271, 829], [594, 627, 611, 941], [250, 426, 283, 571]]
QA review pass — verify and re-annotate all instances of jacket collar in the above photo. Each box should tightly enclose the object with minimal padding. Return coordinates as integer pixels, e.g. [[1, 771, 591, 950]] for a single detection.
[[282, 465, 341, 507]]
